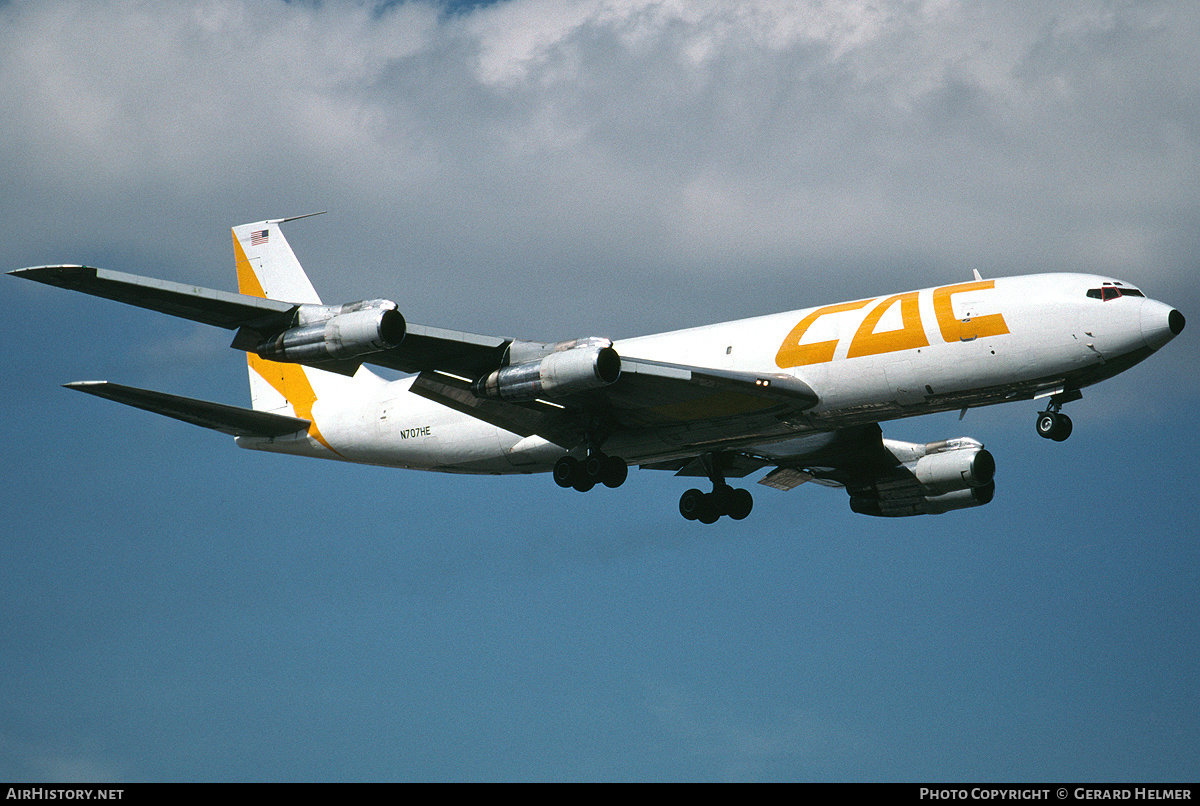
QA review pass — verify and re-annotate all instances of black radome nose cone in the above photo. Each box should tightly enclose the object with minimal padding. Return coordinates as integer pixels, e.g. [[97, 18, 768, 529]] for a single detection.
[[1169, 309, 1185, 336]]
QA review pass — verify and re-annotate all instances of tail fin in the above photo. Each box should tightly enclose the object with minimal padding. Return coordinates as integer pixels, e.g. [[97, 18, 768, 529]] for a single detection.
[[232, 214, 324, 303], [231, 215, 360, 455]]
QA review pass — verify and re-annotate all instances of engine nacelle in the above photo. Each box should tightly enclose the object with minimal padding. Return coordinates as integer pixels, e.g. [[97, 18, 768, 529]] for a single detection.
[[848, 439, 997, 517], [256, 300, 406, 364], [912, 445, 995, 495], [923, 480, 996, 514], [849, 480, 995, 517], [474, 339, 621, 401]]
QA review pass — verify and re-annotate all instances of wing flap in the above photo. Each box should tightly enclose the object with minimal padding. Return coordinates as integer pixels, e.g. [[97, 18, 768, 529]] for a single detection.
[[412, 355, 820, 462], [65, 381, 310, 438], [408, 371, 579, 448], [598, 357, 818, 426]]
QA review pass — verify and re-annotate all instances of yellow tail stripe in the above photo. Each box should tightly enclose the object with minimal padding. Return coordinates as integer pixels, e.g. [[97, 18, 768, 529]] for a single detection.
[[234, 234, 268, 298]]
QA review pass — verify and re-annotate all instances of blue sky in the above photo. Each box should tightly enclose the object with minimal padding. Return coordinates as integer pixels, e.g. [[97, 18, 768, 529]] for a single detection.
[[2, 0, 1198, 782]]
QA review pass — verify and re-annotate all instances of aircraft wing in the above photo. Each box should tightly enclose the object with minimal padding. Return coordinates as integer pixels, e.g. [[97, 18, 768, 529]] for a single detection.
[[409, 357, 819, 449], [601, 357, 817, 426], [11, 265, 510, 379], [364, 324, 509, 378], [642, 424, 891, 483], [11, 265, 297, 330]]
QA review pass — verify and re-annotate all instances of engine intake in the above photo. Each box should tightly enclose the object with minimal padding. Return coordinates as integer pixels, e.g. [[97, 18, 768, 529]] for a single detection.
[[256, 300, 406, 364], [474, 339, 621, 401]]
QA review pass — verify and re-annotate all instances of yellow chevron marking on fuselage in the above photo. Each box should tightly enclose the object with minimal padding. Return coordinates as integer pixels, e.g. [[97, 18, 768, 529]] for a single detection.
[[233, 231, 340, 456], [776, 281, 1012, 369], [846, 291, 930, 358]]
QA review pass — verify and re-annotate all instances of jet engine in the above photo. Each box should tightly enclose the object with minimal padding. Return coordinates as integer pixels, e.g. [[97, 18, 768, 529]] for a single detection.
[[255, 300, 406, 364], [254, 298, 408, 364], [473, 338, 621, 401], [848, 438, 996, 517], [911, 443, 996, 494]]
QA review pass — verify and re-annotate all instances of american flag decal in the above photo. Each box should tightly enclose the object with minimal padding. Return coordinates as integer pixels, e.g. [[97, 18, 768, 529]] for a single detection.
[[250, 229, 269, 246]]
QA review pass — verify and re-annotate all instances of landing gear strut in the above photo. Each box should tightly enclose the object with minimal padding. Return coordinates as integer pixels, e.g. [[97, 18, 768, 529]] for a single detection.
[[1035, 392, 1079, 442], [678, 454, 754, 523]]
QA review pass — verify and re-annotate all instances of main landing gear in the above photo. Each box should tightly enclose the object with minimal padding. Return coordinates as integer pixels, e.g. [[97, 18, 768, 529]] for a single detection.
[[678, 454, 753, 524], [679, 485, 753, 524], [553, 452, 628, 492], [1035, 391, 1080, 442]]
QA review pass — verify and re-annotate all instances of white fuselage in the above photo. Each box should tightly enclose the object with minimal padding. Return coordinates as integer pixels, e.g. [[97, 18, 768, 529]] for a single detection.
[[236, 273, 1178, 472]]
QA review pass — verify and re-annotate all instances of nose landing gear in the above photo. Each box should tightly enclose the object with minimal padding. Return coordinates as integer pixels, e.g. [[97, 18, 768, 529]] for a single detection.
[[1036, 410, 1072, 441], [1035, 390, 1080, 442]]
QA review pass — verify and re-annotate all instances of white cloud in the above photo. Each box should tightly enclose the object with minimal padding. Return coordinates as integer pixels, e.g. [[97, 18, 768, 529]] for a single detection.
[[2, 0, 1197, 337]]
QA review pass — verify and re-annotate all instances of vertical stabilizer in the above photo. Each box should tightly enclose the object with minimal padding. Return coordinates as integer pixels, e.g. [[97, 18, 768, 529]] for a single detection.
[[230, 215, 369, 457], [232, 217, 323, 304]]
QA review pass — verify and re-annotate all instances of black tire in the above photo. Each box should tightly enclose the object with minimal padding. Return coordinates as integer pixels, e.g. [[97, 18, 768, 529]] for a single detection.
[[553, 456, 577, 488], [583, 453, 605, 481], [696, 495, 720, 524], [1051, 413, 1073, 442], [601, 455, 628, 488], [679, 488, 705, 521], [728, 488, 754, 520], [711, 485, 735, 515], [1036, 412, 1058, 440]]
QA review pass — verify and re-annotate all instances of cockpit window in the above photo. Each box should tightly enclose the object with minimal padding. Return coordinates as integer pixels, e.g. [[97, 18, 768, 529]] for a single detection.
[[1087, 285, 1145, 301]]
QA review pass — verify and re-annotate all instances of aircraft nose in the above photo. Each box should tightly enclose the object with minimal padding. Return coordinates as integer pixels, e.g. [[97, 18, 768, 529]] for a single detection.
[[1141, 299, 1185, 350]]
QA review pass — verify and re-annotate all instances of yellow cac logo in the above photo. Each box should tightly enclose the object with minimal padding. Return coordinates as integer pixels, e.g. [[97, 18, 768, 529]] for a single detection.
[[776, 280, 1010, 368]]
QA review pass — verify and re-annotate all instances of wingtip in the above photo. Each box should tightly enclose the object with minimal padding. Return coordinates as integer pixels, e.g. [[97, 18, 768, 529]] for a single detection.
[[10, 265, 93, 283]]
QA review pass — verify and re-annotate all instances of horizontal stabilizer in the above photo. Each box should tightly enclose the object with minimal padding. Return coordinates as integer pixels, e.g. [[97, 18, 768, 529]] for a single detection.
[[65, 381, 310, 437]]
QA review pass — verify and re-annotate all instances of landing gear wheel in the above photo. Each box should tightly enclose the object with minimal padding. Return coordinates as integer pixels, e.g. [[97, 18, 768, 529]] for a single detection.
[[696, 499, 720, 524], [1036, 411, 1073, 442], [553, 456, 577, 488], [728, 488, 754, 520], [600, 455, 628, 488], [711, 485, 735, 515], [583, 453, 605, 482], [1051, 413, 1072, 442], [679, 489, 705, 521], [679, 486, 754, 523]]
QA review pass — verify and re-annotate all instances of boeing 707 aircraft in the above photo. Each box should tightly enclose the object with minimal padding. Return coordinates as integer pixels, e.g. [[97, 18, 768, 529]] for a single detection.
[[11, 216, 1185, 522]]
